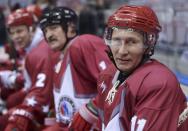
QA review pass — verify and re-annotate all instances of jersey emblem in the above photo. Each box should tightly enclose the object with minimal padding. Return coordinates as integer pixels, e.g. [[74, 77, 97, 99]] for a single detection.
[[25, 96, 37, 107], [55, 61, 62, 73], [99, 81, 107, 93], [99, 61, 106, 70], [105, 80, 120, 105], [58, 96, 76, 124]]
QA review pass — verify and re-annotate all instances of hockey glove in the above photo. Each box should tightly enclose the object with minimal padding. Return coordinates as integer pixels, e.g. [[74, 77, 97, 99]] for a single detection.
[[69, 101, 99, 131], [5, 109, 40, 131]]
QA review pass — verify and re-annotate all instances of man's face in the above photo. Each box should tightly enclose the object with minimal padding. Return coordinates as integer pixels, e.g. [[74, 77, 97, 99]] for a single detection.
[[110, 28, 146, 73], [44, 24, 67, 51], [9, 25, 31, 49]]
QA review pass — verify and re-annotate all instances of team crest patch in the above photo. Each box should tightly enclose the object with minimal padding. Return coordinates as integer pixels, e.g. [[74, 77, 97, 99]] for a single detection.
[[58, 96, 76, 124]]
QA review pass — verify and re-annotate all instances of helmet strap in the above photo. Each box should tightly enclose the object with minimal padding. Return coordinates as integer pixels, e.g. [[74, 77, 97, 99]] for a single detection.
[[105, 46, 116, 66], [60, 29, 77, 52]]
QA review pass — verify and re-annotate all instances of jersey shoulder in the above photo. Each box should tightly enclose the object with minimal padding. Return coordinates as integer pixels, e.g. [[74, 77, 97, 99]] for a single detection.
[[69, 34, 107, 52], [128, 59, 182, 108]]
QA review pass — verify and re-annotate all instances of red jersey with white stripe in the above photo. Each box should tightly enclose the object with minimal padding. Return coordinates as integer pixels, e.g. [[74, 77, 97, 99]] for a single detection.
[[53, 34, 111, 124]]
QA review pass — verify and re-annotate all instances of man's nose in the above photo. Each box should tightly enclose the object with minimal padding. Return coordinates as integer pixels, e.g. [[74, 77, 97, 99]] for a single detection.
[[118, 41, 129, 54]]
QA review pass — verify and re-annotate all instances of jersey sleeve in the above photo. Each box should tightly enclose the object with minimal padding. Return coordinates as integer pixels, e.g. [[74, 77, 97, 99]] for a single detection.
[[68, 35, 111, 95], [11, 43, 54, 124], [69, 35, 109, 82], [129, 71, 187, 131]]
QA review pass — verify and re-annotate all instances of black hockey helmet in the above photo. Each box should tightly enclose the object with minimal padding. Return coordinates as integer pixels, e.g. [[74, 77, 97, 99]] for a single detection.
[[39, 6, 78, 33]]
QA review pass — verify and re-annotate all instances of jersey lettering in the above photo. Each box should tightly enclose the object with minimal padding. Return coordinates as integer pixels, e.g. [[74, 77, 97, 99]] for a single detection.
[[35, 73, 46, 87], [131, 115, 146, 131]]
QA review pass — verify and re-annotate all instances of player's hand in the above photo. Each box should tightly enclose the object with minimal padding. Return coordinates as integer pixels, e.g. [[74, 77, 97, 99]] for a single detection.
[[69, 112, 92, 131], [69, 103, 99, 131], [5, 108, 41, 131], [5, 115, 31, 131]]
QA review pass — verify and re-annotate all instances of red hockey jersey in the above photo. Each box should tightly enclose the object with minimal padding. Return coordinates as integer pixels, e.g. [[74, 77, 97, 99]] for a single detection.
[[96, 59, 188, 131], [53, 34, 111, 124], [11, 40, 57, 123]]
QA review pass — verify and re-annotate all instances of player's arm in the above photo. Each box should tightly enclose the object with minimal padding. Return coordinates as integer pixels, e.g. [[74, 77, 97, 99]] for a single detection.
[[129, 75, 186, 131], [5, 48, 53, 131]]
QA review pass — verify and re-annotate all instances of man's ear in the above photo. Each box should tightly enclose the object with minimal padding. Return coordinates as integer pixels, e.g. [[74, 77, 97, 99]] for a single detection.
[[29, 26, 35, 33], [29, 26, 32, 32], [144, 45, 154, 56]]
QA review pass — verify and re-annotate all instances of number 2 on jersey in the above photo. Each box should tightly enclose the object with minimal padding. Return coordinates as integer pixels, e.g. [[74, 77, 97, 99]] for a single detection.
[[35, 73, 46, 87]]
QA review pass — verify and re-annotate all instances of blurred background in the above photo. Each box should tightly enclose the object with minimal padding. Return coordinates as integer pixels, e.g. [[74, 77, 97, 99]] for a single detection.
[[0, 0, 188, 93]]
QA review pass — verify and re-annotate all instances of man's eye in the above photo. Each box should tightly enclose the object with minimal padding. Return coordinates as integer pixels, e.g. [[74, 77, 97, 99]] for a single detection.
[[126, 39, 137, 44], [112, 38, 121, 41], [128, 40, 135, 44], [50, 26, 57, 30], [112, 38, 121, 43], [17, 29, 23, 34]]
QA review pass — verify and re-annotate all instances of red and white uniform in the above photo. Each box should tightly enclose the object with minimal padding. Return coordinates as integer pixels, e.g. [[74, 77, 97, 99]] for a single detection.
[[0, 27, 43, 90], [53, 34, 111, 124], [95, 59, 188, 131], [21, 39, 54, 112], [0, 28, 44, 108], [7, 40, 57, 125]]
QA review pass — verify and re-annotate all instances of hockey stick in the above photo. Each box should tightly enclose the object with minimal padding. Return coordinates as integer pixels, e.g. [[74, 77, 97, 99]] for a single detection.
[[178, 102, 188, 127]]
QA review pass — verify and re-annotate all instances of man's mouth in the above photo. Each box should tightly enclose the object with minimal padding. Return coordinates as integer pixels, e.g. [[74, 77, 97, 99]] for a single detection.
[[48, 39, 57, 43], [116, 58, 130, 64]]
